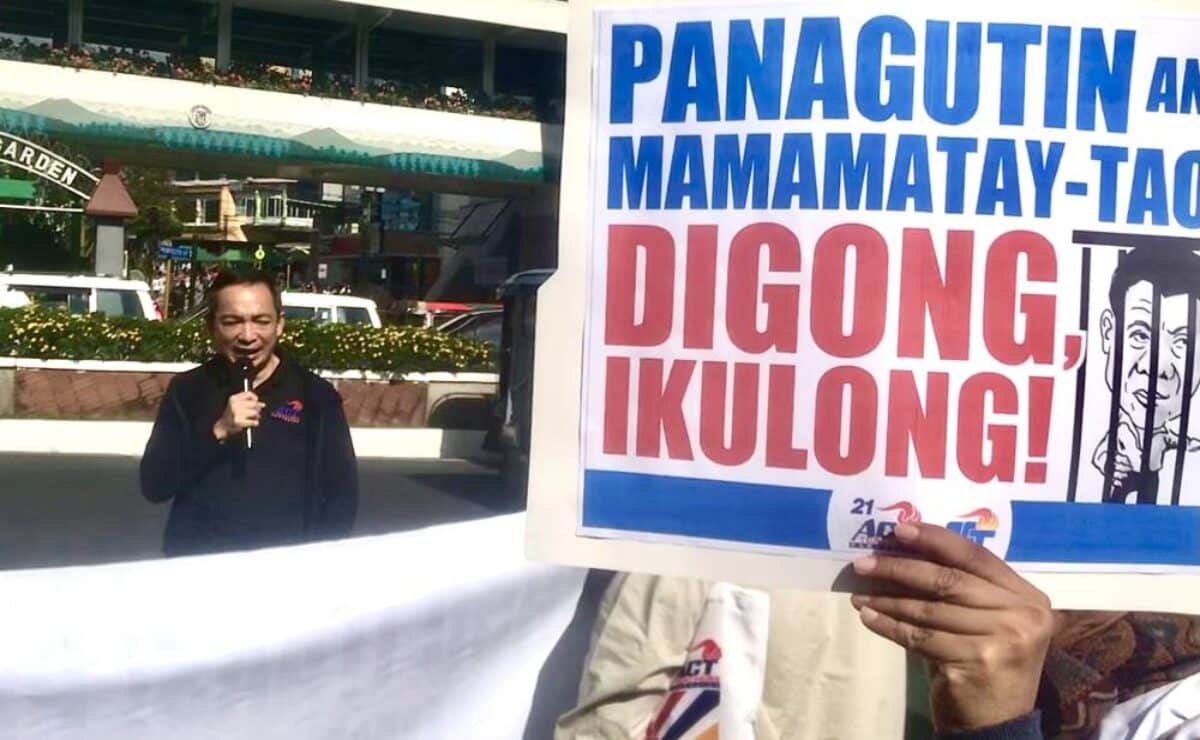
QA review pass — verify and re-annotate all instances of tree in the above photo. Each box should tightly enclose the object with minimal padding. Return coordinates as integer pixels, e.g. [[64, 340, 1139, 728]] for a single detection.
[[0, 217, 84, 271], [123, 166, 185, 278]]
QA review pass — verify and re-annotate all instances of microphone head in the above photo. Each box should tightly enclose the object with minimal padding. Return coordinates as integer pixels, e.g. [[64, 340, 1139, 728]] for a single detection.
[[235, 358, 253, 382]]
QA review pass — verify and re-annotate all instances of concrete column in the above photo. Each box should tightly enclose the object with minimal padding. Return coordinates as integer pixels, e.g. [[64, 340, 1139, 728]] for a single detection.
[[515, 188, 559, 271], [0, 368, 14, 418], [86, 162, 138, 278], [94, 219, 125, 277], [354, 11, 371, 92], [216, 0, 233, 72], [482, 34, 497, 99], [310, 44, 327, 84], [67, 0, 84, 47], [185, 5, 205, 56]]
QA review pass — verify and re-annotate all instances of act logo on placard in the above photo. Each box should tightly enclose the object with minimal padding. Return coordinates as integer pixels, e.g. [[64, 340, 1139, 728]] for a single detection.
[[848, 500, 922, 549], [947, 508, 1000, 546]]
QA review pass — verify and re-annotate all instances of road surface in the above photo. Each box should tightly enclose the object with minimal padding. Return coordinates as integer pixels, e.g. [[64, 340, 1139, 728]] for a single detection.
[[0, 454, 514, 570]]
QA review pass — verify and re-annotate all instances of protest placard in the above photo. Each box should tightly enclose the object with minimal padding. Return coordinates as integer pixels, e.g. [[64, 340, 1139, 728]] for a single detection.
[[527, 0, 1200, 609]]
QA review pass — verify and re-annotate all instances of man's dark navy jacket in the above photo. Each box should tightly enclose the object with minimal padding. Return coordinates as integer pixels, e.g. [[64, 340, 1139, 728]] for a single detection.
[[140, 355, 358, 556]]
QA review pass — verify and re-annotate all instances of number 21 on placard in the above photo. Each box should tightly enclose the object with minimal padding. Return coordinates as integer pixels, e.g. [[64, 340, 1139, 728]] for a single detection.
[[850, 498, 875, 515]]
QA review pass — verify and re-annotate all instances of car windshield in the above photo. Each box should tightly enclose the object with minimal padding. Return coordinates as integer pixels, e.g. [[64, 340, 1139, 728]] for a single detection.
[[338, 306, 372, 325], [444, 312, 502, 347], [471, 315, 502, 346], [96, 289, 143, 318], [283, 305, 333, 324], [11, 285, 90, 314]]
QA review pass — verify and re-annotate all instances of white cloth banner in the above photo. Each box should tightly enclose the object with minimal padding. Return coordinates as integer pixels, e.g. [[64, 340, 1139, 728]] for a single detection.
[[1097, 674, 1200, 740], [0, 514, 589, 739]]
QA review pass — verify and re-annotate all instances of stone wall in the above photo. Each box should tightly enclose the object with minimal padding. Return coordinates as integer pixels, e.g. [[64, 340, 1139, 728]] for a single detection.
[[14, 369, 171, 421], [0, 366, 497, 429]]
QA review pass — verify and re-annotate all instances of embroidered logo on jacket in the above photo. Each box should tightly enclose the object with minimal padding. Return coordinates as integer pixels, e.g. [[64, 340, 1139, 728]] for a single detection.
[[645, 639, 721, 740], [271, 400, 304, 424]]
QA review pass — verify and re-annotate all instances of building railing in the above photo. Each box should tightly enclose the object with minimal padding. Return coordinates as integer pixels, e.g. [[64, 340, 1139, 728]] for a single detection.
[[244, 215, 315, 229], [0, 39, 554, 123]]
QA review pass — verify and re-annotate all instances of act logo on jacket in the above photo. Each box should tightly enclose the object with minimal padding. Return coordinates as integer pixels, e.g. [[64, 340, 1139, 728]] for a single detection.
[[270, 400, 304, 424], [645, 639, 722, 740]]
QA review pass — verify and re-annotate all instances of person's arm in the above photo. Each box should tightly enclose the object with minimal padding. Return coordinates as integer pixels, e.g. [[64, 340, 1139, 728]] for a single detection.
[[850, 522, 1054, 739], [314, 389, 358, 538], [937, 712, 1042, 740], [139, 379, 226, 503]]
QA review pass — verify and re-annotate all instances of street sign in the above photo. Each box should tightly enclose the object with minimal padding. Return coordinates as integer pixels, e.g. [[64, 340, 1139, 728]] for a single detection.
[[157, 244, 193, 261], [0, 178, 36, 201], [0, 131, 98, 200]]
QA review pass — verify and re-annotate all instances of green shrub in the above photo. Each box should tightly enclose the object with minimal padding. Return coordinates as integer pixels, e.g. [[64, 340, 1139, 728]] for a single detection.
[[0, 307, 495, 374]]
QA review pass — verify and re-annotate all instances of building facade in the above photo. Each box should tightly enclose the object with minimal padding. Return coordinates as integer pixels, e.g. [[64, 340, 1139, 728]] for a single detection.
[[0, 0, 564, 314]]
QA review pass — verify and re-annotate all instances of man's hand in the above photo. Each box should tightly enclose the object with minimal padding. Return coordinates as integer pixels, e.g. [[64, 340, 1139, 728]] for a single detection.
[[1092, 436, 1135, 488], [213, 392, 265, 442], [850, 522, 1054, 735], [1157, 423, 1200, 455]]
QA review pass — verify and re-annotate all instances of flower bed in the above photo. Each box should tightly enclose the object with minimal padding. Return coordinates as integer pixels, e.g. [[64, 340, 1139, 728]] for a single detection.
[[0, 39, 545, 122], [0, 307, 496, 374]]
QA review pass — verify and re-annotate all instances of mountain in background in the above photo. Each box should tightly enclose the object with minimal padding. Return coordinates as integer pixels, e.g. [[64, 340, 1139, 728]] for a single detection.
[[292, 127, 390, 156], [24, 98, 118, 126]]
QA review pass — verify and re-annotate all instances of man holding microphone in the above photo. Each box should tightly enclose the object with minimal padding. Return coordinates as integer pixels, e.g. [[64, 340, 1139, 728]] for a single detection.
[[141, 270, 358, 556]]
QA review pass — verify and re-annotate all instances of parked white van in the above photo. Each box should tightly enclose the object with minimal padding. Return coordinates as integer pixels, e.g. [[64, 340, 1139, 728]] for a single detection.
[[0, 273, 158, 320], [280, 292, 382, 328]]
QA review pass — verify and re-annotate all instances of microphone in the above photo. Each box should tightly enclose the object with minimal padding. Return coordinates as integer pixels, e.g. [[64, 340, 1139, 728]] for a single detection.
[[237, 359, 254, 450]]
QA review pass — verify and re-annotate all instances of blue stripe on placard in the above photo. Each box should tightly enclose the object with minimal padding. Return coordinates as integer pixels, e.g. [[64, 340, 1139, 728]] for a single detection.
[[582, 470, 832, 550], [1009, 501, 1200, 565]]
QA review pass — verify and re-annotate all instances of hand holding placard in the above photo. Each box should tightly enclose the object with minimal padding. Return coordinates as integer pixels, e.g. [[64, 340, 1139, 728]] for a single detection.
[[851, 523, 1055, 735]]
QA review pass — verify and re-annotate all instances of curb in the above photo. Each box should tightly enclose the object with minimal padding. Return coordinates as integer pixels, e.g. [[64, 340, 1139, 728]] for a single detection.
[[0, 420, 490, 460], [0, 358, 499, 384]]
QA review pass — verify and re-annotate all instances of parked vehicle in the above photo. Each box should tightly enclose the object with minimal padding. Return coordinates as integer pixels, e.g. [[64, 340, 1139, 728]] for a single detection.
[[409, 300, 487, 328], [0, 289, 29, 309], [0, 272, 158, 320], [436, 306, 503, 351], [279, 292, 382, 328], [183, 291, 383, 328]]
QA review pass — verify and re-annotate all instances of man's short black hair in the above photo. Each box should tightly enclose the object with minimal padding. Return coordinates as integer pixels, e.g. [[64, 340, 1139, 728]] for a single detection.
[[204, 268, 282, 324], [1109, 247, 1200, 311]]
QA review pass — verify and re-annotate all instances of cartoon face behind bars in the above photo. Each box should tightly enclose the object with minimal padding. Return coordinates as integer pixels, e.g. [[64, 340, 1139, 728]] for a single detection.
[[1092, 247, 1200, 503]]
